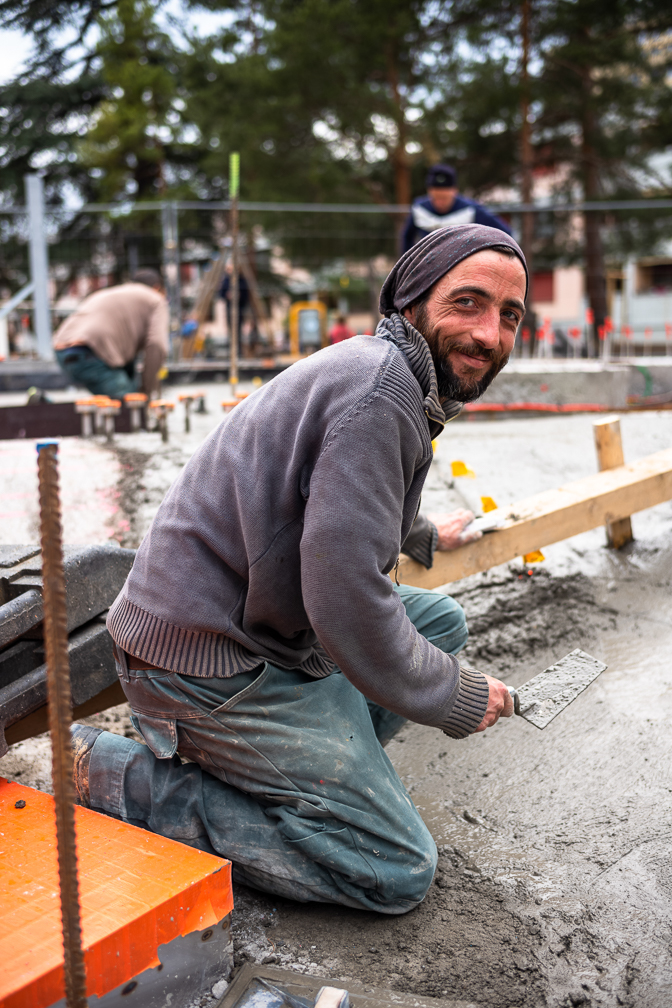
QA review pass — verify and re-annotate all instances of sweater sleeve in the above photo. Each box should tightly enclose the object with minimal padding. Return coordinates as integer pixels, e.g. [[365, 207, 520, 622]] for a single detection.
[[300, 392, 487, 735], [141, 298, 169, 396]]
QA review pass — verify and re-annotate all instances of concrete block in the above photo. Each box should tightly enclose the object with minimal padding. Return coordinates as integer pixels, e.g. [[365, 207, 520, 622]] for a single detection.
[[622, 357, 672, 397], [481, 361, 631, 408]]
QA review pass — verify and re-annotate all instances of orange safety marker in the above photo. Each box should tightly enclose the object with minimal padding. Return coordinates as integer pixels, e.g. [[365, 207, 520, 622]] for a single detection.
[[74, 400, 97, 438], [0, 779, 233, 1008], [480, 496, 498, 513], [221, 399, 239, 413], [451, 460, 476, 478], [234, 390, 250, 400], [123, 393, 148, 432], [523, 549, 545, 563], [147, 400, 174, 443]]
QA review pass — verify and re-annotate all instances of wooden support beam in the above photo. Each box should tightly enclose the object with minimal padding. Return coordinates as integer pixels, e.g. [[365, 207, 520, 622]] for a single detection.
[[395, 447, 672, 589], [593, 415, 634, 549]]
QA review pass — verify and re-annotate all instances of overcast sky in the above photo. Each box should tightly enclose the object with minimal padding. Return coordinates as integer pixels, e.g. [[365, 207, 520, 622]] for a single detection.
[[0, 3, 233, 85]]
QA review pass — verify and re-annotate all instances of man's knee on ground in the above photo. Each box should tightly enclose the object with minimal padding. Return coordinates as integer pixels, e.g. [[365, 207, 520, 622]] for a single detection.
[[376, 830, 438, 911]]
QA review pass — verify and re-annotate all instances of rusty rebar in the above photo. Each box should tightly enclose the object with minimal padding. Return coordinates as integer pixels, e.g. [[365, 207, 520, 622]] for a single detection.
[[37, 440, 88, 1008]]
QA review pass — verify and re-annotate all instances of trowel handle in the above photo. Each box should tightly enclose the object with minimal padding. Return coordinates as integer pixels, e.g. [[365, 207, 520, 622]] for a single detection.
[[507, 686, 521, 716]]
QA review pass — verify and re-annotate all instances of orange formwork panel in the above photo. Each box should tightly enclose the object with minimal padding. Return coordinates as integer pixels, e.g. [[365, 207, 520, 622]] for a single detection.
[[0, 778, 233, 1008]]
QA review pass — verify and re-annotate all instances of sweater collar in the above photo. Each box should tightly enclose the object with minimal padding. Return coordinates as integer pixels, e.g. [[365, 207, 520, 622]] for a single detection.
[[375, 312, 462, 433]]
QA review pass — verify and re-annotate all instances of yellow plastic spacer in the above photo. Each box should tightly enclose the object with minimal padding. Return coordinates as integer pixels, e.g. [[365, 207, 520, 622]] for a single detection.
[[481, 496, 498, 513], [451, 460, 476, 478], [523, 550, 545, 563]]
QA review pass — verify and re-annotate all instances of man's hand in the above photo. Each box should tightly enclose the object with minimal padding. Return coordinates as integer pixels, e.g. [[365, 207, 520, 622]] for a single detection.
[[427, 509, 483, 551], [474, 674, 515, 733]]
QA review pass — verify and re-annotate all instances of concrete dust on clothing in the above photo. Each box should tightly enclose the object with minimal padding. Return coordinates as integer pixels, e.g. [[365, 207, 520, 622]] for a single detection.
[[1, 397, 672, 1007]]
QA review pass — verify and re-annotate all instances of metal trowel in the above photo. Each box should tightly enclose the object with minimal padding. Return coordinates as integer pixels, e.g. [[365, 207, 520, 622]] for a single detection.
[[506, 648, 607, 729]]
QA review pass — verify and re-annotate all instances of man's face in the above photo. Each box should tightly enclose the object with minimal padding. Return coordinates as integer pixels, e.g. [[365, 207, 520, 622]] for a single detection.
[[403, 250, 526, 402], [427, 186, 458, 214]]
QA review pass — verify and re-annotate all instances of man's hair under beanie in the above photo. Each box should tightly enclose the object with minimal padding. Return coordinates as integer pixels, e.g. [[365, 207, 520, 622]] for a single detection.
[[133, 268, 163, 288]]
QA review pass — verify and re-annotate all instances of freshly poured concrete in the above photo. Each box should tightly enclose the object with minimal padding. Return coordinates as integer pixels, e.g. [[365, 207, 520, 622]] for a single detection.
[[1, 388, 671, 1007]]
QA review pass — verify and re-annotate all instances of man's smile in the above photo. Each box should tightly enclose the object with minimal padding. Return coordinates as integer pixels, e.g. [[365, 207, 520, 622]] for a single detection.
[[451, 348, 490, 370]]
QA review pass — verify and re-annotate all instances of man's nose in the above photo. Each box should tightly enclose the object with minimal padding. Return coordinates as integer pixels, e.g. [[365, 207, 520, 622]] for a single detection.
[[471, 308, 501, 349]]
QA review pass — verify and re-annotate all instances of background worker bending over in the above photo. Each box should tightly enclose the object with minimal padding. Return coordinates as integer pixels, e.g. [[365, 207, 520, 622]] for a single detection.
[[53, 268, 168, 399]]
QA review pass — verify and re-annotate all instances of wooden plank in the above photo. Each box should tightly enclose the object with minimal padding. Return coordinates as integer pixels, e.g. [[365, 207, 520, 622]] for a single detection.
[[396, 447, 672, 589], [593, 415, 633, 548]]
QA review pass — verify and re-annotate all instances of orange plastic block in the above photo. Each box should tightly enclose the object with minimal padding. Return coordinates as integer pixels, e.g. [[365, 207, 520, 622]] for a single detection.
[[0, 778, 232, 1008]]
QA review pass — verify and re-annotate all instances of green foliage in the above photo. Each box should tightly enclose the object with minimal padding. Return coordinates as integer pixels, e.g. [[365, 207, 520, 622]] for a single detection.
[[80, 0, 178, 200], [2, 0, 672, 283]]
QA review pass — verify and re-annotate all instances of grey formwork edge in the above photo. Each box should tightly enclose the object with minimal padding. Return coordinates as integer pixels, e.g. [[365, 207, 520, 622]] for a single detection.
[[218, 965, 477, 1008], [0, 544, 135, 754]]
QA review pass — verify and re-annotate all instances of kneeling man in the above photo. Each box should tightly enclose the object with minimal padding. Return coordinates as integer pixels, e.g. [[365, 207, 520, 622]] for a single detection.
[[73, 225, 526, 915]]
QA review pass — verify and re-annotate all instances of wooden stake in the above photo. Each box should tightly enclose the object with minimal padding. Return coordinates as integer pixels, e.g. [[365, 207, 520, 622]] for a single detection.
[[37, 440, 88, 1008], [593, 415, 634, 548]]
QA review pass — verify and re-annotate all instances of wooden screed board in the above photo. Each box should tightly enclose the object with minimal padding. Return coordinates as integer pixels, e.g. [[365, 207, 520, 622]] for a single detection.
[[395, 447, 672, 589]]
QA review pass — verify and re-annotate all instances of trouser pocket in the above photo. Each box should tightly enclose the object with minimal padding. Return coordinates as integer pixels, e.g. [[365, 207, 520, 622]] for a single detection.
[[130, 713, 178, 759]]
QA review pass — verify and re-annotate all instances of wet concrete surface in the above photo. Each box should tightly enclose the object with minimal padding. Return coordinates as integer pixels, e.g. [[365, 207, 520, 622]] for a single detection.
[[1, 390, 672, 1006]]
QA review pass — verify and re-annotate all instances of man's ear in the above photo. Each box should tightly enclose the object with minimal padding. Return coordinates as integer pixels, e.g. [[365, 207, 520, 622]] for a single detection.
[[402, 305, 416, 324]]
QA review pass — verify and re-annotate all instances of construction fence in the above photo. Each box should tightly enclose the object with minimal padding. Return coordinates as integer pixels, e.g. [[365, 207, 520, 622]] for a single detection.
[[2, 176, 672, 362]]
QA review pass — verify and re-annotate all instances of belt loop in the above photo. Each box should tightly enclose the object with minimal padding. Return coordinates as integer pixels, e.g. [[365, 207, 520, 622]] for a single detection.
[[113, 642, 131, 683]]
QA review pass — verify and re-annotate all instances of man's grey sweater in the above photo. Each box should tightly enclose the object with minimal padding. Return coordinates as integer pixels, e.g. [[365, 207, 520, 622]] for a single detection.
[[107, 314, 489, 738]]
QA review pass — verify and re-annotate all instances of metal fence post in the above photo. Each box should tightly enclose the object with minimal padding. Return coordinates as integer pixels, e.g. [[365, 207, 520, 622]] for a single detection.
[[25, 174, 52, 359], [161, 200, 181, 337]]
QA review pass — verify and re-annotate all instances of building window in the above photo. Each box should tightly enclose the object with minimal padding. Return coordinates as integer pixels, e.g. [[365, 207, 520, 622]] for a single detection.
[[532, 271, 554, 302]]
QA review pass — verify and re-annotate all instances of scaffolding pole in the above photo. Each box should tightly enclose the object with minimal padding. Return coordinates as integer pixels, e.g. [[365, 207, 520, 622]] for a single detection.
[[25, 174, 52, 360], [161, 200, 181, 337]]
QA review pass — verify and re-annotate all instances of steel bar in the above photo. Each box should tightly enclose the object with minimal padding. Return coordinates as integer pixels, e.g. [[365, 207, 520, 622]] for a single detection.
[[161, 200, 181, 337], [37, 440, 88, 1008], [4, 198, 672, 216], [229, 153, 240, 390]]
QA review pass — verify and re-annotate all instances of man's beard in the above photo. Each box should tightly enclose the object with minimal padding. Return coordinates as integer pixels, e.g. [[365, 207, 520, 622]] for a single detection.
[[414, 304, 510, 403]]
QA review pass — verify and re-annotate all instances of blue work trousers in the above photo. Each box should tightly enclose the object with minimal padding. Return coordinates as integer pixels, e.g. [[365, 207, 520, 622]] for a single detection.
[[88, 585, 468, 915], [55, 346, 137, 398]]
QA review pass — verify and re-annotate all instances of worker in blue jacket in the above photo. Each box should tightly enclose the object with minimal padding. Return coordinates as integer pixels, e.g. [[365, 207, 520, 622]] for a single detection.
[[401, 164, 512, 255]]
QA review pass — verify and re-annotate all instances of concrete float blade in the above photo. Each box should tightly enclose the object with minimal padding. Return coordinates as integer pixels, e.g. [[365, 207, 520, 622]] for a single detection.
[[516, 648, 607, 729]]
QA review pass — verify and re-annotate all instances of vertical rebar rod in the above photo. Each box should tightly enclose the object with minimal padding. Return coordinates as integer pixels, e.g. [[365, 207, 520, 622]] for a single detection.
[[37, 440, 88, 1008], [229, 152, 240, 392]]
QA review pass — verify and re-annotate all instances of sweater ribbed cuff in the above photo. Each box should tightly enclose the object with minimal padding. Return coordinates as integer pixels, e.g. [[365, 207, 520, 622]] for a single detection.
[[439, 665, 489, 739]]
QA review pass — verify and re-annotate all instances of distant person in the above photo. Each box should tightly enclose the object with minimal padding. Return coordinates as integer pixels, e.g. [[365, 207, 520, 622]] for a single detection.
[[329, 315, 354, 344], [53, 270, 168, 399], [401, 164, 512, 255]]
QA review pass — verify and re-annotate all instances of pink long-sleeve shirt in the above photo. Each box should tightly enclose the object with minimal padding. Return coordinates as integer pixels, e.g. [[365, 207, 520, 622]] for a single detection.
[[53, 283, 169, 395]]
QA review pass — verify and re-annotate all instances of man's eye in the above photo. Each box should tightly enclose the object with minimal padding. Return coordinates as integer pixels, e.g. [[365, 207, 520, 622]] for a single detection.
[[456, 297, 476, 307], [502, 310, 520, 322]]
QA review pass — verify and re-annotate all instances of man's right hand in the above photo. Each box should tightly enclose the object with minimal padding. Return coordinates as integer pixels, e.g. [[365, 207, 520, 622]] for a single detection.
[[473, 673, 514, 733]]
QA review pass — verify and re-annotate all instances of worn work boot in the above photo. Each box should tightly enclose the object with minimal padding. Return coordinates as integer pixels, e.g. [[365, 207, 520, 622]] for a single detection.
[[71, 724, 103, 807]]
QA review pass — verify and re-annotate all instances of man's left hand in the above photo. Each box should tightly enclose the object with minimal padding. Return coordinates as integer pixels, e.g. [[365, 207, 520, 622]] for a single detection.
[[427, 509, 482, 551]]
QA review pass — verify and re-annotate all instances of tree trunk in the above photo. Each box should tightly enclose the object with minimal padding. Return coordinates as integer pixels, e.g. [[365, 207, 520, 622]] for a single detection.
[[579, 61, 607, 357], [519, 0, 536, 356], [387, 47, 411, 248]]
